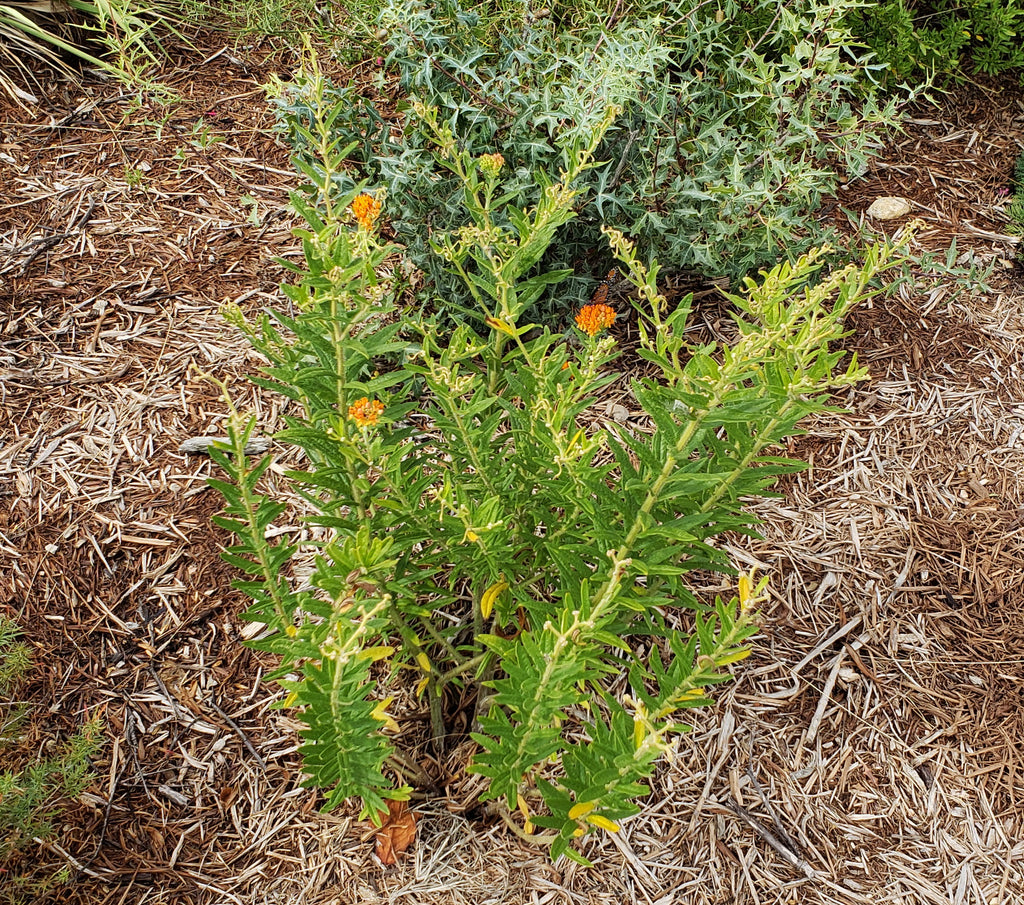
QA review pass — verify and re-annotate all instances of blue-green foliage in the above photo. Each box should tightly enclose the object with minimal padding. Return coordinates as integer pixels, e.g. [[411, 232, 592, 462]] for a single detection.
[[270, 0, 900, 321]]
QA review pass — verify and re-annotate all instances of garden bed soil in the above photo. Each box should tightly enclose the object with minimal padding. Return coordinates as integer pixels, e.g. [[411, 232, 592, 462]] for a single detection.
[[2, 36, 1024, 905]]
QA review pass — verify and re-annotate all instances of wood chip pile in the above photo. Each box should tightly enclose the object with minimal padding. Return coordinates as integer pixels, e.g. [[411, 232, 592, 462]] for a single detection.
[[2, 41, 1024, 905]]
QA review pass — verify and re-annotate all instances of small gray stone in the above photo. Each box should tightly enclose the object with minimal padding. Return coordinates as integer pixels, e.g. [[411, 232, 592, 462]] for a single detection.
[[866, 197, 912, 220], [603, 402, 630, 423], [178, 436, 271, 455]]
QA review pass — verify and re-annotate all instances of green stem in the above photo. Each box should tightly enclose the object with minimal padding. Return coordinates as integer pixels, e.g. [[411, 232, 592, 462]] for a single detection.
[[501, 553, 633, 786], [417, 614, 464, 664], [449, 252, 488, 311], [697, 404, 795, 516], [427, 676, 444, 746], [474, 655, 497, 732], [472, 585, 484, 641], [436, 391, 501, 499], [487, 334, 507, 395], [615, 400, 714, 558], [439, 651, 491, 685], [232, 440, 294, 629], [329, 293, 368, 520], [494, 387, 726, 788], [652, 616, 752, 723]]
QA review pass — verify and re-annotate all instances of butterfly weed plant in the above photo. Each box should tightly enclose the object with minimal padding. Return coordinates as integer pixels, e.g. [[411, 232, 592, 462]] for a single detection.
[[210, 95, 910, 862]]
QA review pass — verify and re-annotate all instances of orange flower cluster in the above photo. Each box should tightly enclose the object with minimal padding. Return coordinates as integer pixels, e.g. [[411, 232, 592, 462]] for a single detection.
[[348, 397, 385, 427], [351, 193, 382, 231], [575, 303, 616, 337]]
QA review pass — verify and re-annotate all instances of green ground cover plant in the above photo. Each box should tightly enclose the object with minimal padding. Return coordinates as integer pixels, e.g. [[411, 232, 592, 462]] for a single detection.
[[175, 0, 386, 59], [0, 0, 181, 102], [1009, 152, 1024, 227], [270, 0, 903, 322], [210, 81, 913, 861], [181, 0, 324, 43], [849, 0, 1024, 85], [1008, 151, 1024, 263], [0, 618, 102, 903]]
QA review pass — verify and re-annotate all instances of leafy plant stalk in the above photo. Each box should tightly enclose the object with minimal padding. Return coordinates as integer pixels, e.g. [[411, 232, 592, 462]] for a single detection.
[[210, 90, 913, 861]]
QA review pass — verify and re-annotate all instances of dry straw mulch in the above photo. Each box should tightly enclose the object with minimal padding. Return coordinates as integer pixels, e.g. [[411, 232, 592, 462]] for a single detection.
[[3, 39, 1024, 904]]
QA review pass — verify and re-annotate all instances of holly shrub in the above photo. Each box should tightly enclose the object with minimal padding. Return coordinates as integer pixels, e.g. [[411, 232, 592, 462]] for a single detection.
[[269, 0, 903, 322]]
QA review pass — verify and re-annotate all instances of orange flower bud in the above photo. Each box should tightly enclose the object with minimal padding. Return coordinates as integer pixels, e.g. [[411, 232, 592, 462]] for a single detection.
[[348, 397, 385, 427]]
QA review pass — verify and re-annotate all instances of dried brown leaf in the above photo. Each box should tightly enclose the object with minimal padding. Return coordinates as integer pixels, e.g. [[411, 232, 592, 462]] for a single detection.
[[374, 799, 417, 865]]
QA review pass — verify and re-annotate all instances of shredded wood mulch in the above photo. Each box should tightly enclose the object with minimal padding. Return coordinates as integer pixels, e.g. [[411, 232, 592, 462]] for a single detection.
[[3, 37, 1024, 904]]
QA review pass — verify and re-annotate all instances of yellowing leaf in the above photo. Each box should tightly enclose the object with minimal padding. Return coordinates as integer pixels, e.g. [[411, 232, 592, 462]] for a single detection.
[[415, 652, 432, 673], [568, 801, 595, 820], [738, 571, 752, 606], [371, 696, 399, 733], [715, 648, 752, 666], [517, 792, 530, 818], [632, 699, 648, 748], [415, 675, 429, 697], [738, 569, 768, 611], [517, 793, 534, 834], [480, 580, 508, 620], [586, 813, 620, 833], [360, 645, 395, 663], [485, 315, 516, 336]]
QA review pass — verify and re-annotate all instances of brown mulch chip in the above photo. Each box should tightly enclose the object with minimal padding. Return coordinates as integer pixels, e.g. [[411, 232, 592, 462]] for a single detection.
[[3, 39, 1024, 905]]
